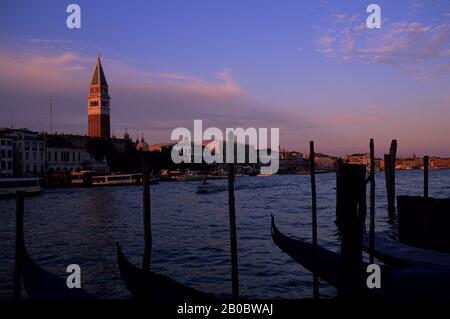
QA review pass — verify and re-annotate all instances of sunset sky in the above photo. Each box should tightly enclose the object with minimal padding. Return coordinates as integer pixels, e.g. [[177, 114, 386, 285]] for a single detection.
[[0, 0, 449, 156]]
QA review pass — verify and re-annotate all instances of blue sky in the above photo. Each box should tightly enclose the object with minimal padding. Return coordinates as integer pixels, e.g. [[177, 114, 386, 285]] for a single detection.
[[0, 0, 449, 156]]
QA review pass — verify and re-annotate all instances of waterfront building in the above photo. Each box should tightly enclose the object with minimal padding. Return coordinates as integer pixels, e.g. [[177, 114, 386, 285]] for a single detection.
[[430, 157, 450, 169], [136, 136, 150, 152], [0, 130, 13, 177], [8, 128, 45, 176], [314, 153, 338, 170], [80, 152, 109, 174], [396, 156, 423, 170], [345, 153, 370, 170], [45, 136, 108, 174], [344, 153, 386, 170], [45, 138, 83, 173], [88, 56, 111, 138], [109, 130, 132, 153], [375, 158, 384, 170], [149, 142, 176, 152], [279, 149, 304, 172]]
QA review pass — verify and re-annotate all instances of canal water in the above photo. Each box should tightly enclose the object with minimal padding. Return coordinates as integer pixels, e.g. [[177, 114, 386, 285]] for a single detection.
[[1, 170, 449, 299]]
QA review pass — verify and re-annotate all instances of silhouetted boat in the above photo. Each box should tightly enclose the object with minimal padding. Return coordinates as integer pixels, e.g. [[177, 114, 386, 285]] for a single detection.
[[271, 215, 346, 288], [91, 173, 159, 186], [17, 207, 94, 299], [363, 234, 450, 268], [117, 156, 213, 300], [117, 244, 212, 300], [21, 244, 94, 299], [271, 216, 450, 298]]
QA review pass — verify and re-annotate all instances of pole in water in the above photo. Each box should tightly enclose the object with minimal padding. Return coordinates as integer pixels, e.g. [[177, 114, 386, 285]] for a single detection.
[[335, 158, 344, 225], [13, 192, 25, 299], [423, 156, 429, 198], [227, 163, 239, 299], [337, 164, 366, 297], [50, 94, 53, 134], [142, 152, 152, 273], [309, 141, 319, 299], [384, 139, 397, 216], [369, 139, 376, 264]]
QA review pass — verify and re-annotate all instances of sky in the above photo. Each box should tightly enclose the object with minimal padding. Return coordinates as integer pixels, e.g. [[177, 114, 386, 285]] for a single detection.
[[0, 0, 449, 156]]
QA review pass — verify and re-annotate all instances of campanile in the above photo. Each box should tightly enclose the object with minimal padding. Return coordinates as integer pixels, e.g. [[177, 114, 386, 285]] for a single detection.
[[88, 55, 110, 138]]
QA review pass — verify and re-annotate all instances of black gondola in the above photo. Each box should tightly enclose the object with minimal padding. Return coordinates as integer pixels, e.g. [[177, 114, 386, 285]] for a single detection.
[[117, 153, 213, 300], [117, 244, 212, 300], [271, 215, 350, 288], [271, 215, 450, 298], [21, 243, 94, 299], [15, 193, 94, 299]]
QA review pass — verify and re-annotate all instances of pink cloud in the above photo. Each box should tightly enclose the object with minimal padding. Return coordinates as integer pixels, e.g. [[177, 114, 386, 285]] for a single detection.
[[0, 50, 91, 91], [0, 48, 313, 146], [315, 16, 450, 80], [0, 49, 243, 101]]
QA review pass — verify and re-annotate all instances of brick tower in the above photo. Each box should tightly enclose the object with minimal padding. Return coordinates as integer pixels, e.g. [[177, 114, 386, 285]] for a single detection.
[[88, 55, 110, 138]]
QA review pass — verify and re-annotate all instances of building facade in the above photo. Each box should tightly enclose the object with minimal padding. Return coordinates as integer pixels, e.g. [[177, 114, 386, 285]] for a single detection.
[[279, 149, 304, 172], [80, 152, 109, 174], [88, 56, 111, 138], [10, 129, 45, 176], [45, 137, 109, 174], [0, 132, 13, 177], [345, 153, 371, 170], [314, 153, 338, 170], [430, 157, 450, 169], [46, 139, 83, 173]]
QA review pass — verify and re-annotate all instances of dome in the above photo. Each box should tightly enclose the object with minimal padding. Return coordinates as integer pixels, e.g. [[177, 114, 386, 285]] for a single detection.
[[136, 135, 149, 151], [123, 128, 130, 140]]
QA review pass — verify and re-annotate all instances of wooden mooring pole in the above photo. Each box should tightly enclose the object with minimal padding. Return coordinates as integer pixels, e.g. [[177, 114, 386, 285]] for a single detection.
[[336, 164, 366, 297], [142, 152, 152, 273], [13, 192, 25, 299], [424, 156, 429, 198], [228, 163, 239, 299], [309, 141, 319, 299], [384, 139, 397, 216], [335, 158, 344, 224], [369, 139, 376, 264]]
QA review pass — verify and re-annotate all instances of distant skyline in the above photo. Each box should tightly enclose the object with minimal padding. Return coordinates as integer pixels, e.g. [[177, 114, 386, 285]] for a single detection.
[[0, 0, 449, 156]]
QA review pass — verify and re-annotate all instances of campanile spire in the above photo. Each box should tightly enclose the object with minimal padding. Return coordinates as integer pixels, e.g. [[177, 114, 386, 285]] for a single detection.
[[88, 55, 110, 138]]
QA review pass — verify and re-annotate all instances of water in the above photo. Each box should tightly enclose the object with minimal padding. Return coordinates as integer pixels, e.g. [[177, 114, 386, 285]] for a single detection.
[[1, 170, 449, 299]]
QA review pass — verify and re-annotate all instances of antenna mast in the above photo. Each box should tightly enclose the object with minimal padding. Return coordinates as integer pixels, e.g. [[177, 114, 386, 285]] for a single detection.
[[50, 94, 53, 134], [10, 108, 13, 129]]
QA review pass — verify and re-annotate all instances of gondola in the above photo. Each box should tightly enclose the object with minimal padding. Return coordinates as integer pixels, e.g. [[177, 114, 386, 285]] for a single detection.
[[363, 234, 450, 268], [271, 216, 450, 298], [16, 194, 94, 299], [117, 154, 213, 300], [117, 244, 213, 300], [271, 215, 355, 288], [20, 242, 94, 299]]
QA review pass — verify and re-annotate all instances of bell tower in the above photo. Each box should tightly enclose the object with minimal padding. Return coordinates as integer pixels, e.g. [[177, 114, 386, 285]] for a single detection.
[[88, 55, 110, 138]]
